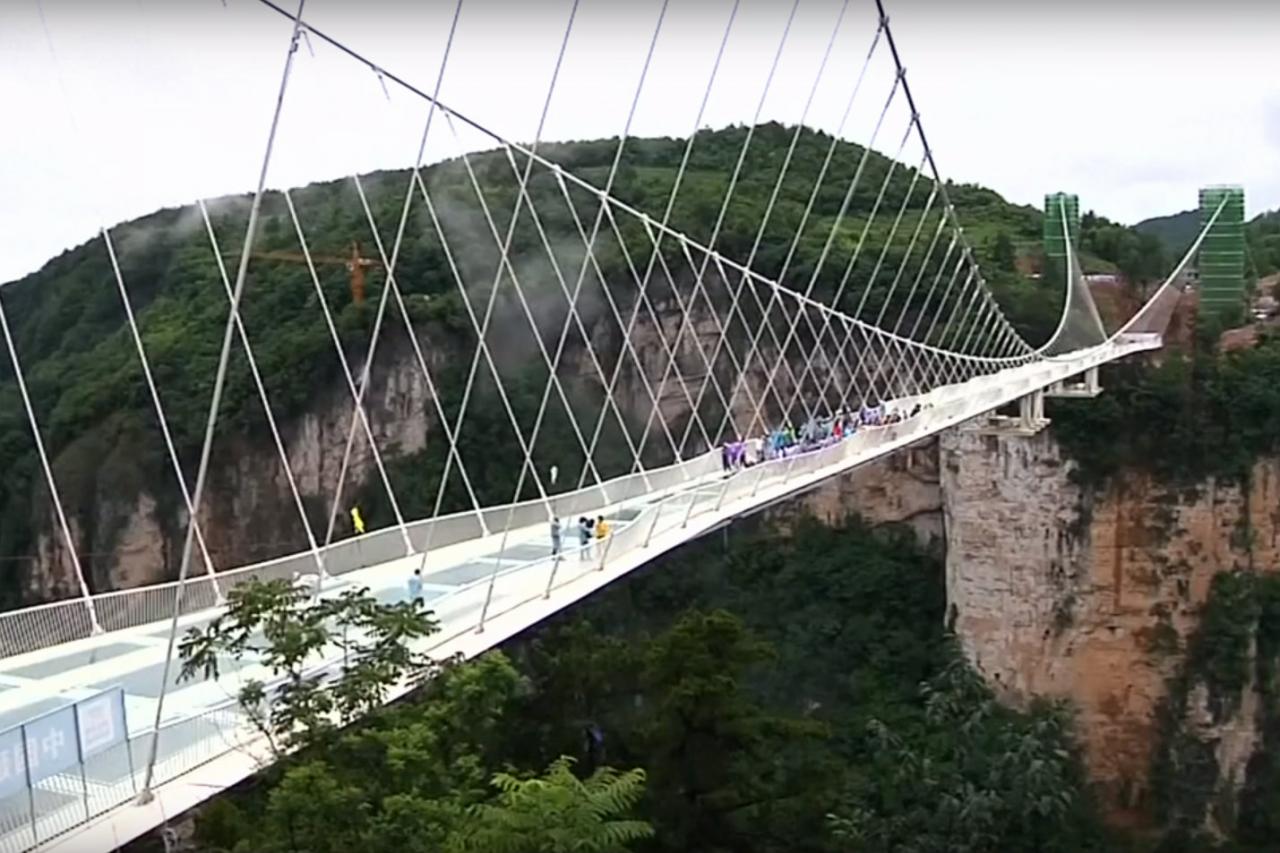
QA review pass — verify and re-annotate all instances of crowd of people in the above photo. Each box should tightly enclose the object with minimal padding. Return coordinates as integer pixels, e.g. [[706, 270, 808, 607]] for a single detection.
[[394, 400, 933, 605], [548, 514, 611, 561], [721, 400, 930, 472]]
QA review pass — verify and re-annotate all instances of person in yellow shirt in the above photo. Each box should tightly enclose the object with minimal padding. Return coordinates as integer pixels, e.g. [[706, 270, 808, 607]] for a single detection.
[[595, 516, 611, 540]]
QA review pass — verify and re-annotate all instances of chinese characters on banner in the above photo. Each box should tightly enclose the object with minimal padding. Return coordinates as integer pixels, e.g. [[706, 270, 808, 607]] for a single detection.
[[0, 688, 127, 801]]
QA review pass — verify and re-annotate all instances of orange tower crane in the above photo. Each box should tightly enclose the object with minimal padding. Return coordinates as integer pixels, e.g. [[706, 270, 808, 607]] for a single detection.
[[225, 241, 377, 305]]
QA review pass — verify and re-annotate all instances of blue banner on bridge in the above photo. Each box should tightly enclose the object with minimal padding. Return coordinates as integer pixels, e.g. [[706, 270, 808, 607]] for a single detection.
[[0, 687, 128, 798], [0, 726, 25, 800]]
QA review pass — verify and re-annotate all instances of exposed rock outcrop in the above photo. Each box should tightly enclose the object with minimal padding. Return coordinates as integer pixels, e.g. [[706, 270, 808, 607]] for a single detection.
[[782, 439, 943, 549], [942, 422, 1280, 830], [19, 285, 860, 598]]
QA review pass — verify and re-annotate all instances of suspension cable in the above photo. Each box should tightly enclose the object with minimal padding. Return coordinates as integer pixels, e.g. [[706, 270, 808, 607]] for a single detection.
[[138, 0, 307, 803], [578, 0, 741, 476], [317, 0, 466, 557], [0, 290, 100, 632]]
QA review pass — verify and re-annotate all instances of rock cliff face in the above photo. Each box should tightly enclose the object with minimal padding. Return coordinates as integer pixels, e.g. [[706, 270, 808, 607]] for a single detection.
[[942, 422, 1280, 831], [27, 331, 438, 599], [21, 286, 858, 599], [781, 438, 943, 549]]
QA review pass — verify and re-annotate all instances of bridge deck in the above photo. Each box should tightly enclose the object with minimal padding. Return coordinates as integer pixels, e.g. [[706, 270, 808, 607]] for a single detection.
[[0, 339, 1155, 853]]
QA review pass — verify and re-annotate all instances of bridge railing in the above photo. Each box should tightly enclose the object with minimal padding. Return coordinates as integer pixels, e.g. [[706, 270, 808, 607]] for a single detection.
[[0, 449, 722, 661], [7, 354, 1139, 852], [1, 347, 1122, 663]]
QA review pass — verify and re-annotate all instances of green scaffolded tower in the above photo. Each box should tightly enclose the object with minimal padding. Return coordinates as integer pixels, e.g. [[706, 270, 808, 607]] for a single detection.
[[1197, 185, 1245, 318], [1043, 192, 1080, 283]]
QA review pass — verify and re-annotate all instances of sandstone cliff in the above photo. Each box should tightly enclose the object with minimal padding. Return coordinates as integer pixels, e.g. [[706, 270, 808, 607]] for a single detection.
[[19, 286, 858, 601], [942, 421, 1280, 834]]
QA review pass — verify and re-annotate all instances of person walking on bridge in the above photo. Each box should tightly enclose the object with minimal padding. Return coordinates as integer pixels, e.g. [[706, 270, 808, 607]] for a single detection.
[[408, 568, 424, 608], [578, 517, 593, 560], [550, 516, 562, 558], [595, 515, 611, 543]]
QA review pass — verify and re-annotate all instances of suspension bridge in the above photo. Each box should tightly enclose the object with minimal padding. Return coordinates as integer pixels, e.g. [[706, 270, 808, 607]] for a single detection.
[[0, 0, 1229, 849]]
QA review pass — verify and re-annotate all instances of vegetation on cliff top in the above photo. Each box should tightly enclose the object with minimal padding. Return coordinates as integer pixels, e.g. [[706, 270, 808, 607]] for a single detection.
[[1051, 327, 1280, 487]]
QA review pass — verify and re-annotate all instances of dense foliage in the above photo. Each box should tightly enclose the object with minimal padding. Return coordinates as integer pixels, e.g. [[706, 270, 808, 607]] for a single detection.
[[1, 121, 1177, 602], [1050, 330, 1280, 486], [161, 516, 1123, 853], [1152, 570, 1280, 852], [1136, 207, 1280, 279]]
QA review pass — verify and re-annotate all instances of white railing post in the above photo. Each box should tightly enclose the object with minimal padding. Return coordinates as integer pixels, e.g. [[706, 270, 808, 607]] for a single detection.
[[596, 531, 616, 572], [475, 557, 504, 634], [780, 452, 801, 487], [542, 552, 562, 600], [749, 460, 770, 498], [680, 489, 700, 530], [713, 469, 737, 512], [642, 503, 664, 547]]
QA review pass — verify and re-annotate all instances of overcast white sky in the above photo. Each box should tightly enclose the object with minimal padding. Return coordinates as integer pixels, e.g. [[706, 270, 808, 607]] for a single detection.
[[2, 0, 1278, 284]]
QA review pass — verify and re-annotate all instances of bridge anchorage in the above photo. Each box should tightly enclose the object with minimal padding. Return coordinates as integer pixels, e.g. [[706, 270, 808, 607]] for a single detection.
[[0, 1, 1235, 851]]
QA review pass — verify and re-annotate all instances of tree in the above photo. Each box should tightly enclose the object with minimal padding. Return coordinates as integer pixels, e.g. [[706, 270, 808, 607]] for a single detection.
[[989, 231, 1016, 272], [178, 578, 442, 752], [828, 659, 1107, 853], [450, 757, 652, 853], [636, 610, 834, 852]]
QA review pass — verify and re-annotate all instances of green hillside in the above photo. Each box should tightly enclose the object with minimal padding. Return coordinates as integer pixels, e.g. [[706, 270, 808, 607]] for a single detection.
[[1136, 206, 1280, 278], [1134, 208, 1200, 257], [0, 123, 1159, 601]]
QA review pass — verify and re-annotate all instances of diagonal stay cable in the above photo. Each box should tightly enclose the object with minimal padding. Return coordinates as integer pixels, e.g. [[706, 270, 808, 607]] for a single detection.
[[731, 72, 904, 434], [495, 0, 674, 500], [622, 204, 746, 462], [845, 238, 962, 407], [787, 150, 930, 421], [577, 0, 743, 476], [197, 200, 329, 581], [694, 17, 884, 446], [139, 0, 307, 803], [280, 189, 429, 547], [100, 233, 222, 602], [347, 172, 500, 561], [758, 111, 915, 428], [420, 1, 579, 543], [440, 130, 612, 503], [808, 158, 938, 411], [692, 0, 856, 447], [0, 288, 101, 632], [318, 0, 465, 556], [546, 169, 692, 472], [598, 195, 730, 460], [642, 0, 800, 446]]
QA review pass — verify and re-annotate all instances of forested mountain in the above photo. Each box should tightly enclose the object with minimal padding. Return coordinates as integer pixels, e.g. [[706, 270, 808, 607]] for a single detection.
[[0, 121, 1157, 605], [1133, 209, 1200, 259], [1135, 206, 1280, 277]]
